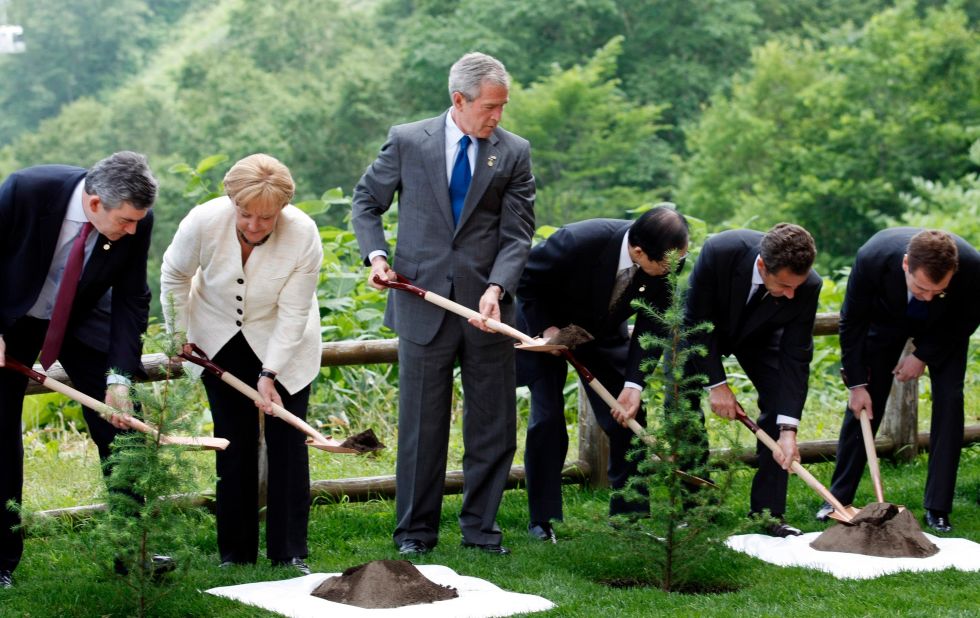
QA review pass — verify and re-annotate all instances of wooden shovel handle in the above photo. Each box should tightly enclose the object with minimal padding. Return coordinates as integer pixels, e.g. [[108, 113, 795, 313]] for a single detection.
[[734, 405, 853, 522], [2, 358, 229, 451], [374, 274, 536, 344], [859, 409, 885, 502]]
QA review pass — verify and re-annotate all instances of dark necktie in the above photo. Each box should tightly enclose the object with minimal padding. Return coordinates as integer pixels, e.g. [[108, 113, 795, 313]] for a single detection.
[[449, 135, 472, 227], [608, 264, 638, 312], [906, 297, 928, 321], [40, 222, 94, 369], [738, 284, 767, 333]]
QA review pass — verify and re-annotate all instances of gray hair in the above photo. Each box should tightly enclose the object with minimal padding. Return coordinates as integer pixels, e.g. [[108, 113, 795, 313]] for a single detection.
[[84, 151, 158, 211], [448, 52, 510, 101]]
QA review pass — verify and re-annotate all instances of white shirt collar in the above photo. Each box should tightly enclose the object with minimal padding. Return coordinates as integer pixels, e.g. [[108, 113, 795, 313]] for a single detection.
[[751, 254, 764, 286], [66, 179, 87, 223], [445, 108, 465, 144], [618, 232, 633, 271]]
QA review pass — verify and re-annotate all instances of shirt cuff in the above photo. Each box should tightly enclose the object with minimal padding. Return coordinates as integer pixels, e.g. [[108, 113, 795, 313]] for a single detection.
[[106, 373, 132, 387], [368, 249, 388, 262], [703, 380, 726, 391], [623, 381, 642, 391], [775, 415, 799, 427], [848, 383, 868, 390]]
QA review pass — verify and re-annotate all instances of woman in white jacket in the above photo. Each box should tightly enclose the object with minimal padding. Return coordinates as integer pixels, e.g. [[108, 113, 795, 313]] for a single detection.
[[161, 153, 325, 574]]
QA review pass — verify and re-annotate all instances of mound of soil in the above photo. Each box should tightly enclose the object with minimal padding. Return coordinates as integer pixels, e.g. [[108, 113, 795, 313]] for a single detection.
[[549, 324, 594, 349], [340, 429, 386, 453], [311, 559, 458, 609], [810, 502, 939, 558]]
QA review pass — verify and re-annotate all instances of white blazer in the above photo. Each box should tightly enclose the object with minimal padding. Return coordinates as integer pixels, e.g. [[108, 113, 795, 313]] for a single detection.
[[161, 196, 323, 394]]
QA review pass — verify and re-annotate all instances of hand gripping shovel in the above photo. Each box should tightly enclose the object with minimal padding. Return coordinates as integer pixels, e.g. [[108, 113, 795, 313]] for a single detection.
[[178, 344, 357, 454], [3, 357, 229, 451], [375, 274, 714, 488], [734, 402, 858, 523]]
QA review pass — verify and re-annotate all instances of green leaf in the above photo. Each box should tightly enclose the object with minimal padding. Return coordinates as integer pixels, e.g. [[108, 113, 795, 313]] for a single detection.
[[195, 154, 229, 174]]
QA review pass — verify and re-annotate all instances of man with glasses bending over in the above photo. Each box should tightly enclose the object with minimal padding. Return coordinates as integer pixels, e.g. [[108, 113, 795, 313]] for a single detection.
[[819, 228, 980, 533]]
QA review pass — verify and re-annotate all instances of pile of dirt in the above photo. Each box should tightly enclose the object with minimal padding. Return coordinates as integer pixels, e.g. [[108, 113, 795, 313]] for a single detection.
[[311, 559, 457, 609], [340, 429, 386, 453], [810, 502, 939, 558], [549, 324, 594, 349]]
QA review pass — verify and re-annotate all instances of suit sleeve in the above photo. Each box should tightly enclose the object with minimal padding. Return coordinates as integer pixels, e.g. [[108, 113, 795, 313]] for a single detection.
[[839, 254, 874, 386], [626, 276, 671, 385], [776, 277, 821, 420], [487, 142, 535, 296], [0, 174, 15, 334], [107, 210, 154, 378], [160, 208, 203, 337], [685, 241, 727, 386], [517, 226, 575, 336], [352, 128, 401, 265]]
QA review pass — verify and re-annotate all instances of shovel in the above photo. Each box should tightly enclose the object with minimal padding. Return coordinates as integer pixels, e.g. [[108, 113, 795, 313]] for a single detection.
[[178, 344, 357, 454], [858, 409, 885, 503], [375, 274, 715, 488], [3, 357, 229, 451], [734, 402, 858, 523]]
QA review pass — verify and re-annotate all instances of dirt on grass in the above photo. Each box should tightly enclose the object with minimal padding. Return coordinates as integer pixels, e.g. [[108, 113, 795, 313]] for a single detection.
[[810, 502, 939, 558], [339, 429, 386, 453], [311, 559, 458, 609]]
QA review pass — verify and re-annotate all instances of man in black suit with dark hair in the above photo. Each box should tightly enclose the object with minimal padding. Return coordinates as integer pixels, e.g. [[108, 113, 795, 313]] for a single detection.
[[517, 205, 690, 543], [818, 228, 980, 533], [684, 223, 822, 537], [0, 151, 157, 588]]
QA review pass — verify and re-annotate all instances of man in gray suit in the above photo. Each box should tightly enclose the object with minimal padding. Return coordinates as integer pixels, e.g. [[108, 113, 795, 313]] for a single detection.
[[353, 52, 535, 555]]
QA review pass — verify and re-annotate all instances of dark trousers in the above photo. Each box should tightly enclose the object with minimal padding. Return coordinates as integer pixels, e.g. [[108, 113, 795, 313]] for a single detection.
[[394, 314, 516, 548], [686, 342, 791, 516], [830, 334, 968, 514], [201, 333, 311, 564], [519, 339, 648, 522], [1, 316, 122, 572]]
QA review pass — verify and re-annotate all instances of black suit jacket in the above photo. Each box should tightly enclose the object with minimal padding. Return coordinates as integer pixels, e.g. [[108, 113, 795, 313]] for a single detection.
[[0, 165, 153, 376], [517, 219, 672, 385], [685, 229, 822, 419], [840, 227, 980, 385]]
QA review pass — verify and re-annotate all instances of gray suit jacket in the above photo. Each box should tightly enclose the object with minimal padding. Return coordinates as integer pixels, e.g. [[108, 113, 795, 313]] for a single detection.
[[352, 111, 535, 346]]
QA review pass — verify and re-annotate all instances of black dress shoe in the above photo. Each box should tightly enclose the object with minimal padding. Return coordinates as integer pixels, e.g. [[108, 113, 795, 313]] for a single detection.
[[765, 522, 803, 538], [0, 569, 12, 589], [924, 510, 952, 533], [815, 502, 834, 522], [461, 541, 511, 555], [528, 522, 557, 544], [274, 557, 311, 575], [397, 539, 431, 556]]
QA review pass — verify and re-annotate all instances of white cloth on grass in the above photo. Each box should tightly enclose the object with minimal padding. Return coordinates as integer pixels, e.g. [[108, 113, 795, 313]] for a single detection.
[[205, 564, 555, 618], [726, 532, 980, 580]]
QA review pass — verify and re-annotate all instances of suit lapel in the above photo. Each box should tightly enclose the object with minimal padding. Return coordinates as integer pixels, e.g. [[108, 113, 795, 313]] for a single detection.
[[421, 114, 455, 232], [78, 233, 113, 291], [454, 131, 499, 235], [729, 251, 756, 335]]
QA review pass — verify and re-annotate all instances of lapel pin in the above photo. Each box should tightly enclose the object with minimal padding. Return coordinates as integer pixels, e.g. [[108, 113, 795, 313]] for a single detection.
[[487, 155, 497, 167], [638, 285, 646, 293], [103, 242, 111, 250]]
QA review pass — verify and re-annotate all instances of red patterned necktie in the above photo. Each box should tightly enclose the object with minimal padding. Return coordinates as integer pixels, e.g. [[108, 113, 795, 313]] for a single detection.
[[39, 222, 94, 369]]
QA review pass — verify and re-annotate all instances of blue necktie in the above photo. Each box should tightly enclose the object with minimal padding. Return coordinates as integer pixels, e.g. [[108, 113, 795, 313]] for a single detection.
[[449, 135, 471, 227]]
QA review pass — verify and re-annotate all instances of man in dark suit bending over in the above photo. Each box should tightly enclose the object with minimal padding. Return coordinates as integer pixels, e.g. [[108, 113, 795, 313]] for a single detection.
[[684, 224, 822, 537], [0, 152, 157, 588], [516, 205, 689, 543], [818, 228, 980, 532]]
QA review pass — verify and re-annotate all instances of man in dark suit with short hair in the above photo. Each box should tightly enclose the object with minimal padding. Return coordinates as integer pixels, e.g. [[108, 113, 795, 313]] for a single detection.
[[684, 224, 822, 536], [818, 228, 980, 533], [0, 151, 157, 587], [353, 52, 535, 556], [516, 205, 689, 542]]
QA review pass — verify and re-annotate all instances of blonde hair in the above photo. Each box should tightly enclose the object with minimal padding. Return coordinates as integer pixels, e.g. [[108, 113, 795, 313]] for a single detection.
[[223, 153, 295, 212]]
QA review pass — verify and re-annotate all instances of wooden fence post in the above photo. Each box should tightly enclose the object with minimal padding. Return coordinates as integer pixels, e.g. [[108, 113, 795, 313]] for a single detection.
[[879, 338, 919, 462], [577, 381, 609, 489]]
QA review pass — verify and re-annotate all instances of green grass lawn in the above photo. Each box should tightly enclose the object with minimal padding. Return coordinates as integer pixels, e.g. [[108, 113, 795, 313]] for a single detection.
[[4, 444, 979, 617]]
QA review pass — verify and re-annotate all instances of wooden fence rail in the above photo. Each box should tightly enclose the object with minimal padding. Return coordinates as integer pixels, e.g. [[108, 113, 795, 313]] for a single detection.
[[25, 312, 980, 519]]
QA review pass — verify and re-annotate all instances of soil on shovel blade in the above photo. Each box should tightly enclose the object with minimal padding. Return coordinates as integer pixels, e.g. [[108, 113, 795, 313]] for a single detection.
[[810, 502, 939, 558], [340, 429, 386, 453], [548, 324, 594, 349], [311, 559, 458, 609]]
